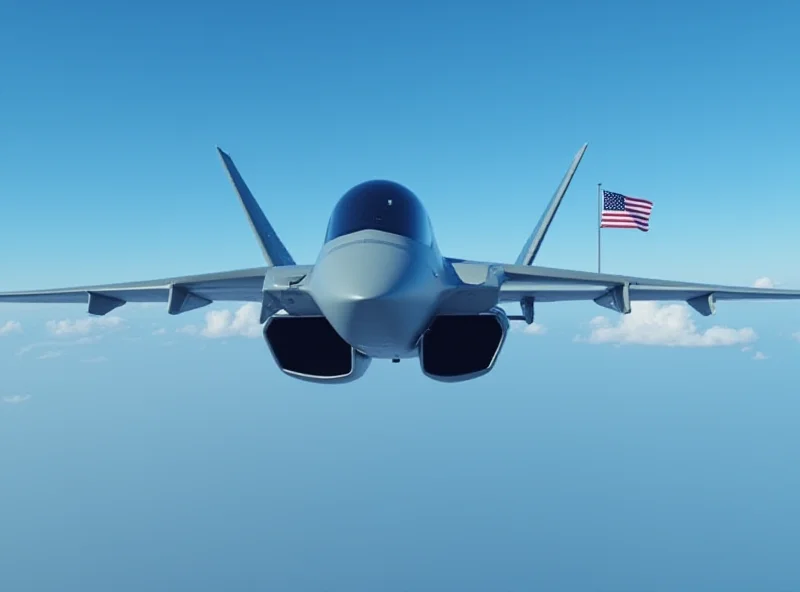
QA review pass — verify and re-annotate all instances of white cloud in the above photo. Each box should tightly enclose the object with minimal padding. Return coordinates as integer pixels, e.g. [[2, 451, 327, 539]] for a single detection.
[[791, 332, 800, 342], [523, 322, 547, 335], [180, 304, 262, 339], [202, 304, 261, 338], [741, 346, 753, 351], [577, 301, 757, 347], [46, 316, 125, 336], [753, 351, 768, 360], [753, 277, 775, 288], [0, 320, 22, 336], [511, 321, 547, 335], [2, 394, 30, 404], [152, 328, 166, 335], [17, 335, 102, 356], [37, 351, 62, 360]]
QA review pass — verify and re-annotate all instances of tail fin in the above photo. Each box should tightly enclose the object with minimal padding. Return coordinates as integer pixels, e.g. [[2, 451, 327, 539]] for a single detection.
[[515, 143, 588, 266], [217, 147, 296, 266]]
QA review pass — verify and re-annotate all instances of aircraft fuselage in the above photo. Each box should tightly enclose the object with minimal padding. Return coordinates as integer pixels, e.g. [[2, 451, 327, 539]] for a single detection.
[[307, 180, 449, 359], [260, 179, 510, 383]]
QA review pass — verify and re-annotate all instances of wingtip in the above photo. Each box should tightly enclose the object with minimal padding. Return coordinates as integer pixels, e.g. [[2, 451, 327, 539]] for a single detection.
[[573, 142, 589, 162], [216, 146, 229, 159]]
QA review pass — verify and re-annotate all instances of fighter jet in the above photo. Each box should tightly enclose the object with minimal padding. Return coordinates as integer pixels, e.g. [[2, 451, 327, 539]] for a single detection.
[[3, 145, 799, 383]]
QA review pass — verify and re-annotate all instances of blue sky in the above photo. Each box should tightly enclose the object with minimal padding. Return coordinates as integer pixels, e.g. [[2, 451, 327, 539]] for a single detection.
[[2, 0, 800, 589]]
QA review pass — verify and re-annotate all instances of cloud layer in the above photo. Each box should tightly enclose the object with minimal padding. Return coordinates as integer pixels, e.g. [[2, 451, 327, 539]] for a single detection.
[[18, 335, 103, 357], [753, 277, 775, 288], [577, 301, 757, 347], [180, 304, 262, 339], [0, 320, 22, 336], [82, 356, 108, 363], [511, 321, 547, 335], [2, 395, 31, 404], [46, 316, 125, 335]]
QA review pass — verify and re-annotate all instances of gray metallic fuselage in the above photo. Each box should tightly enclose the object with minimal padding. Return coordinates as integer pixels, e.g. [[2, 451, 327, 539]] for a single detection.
[[307, 230, 449, 359]]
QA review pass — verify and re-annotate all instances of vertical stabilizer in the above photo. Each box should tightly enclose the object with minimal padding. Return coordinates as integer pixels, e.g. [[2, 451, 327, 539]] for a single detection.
[[515, 143, 588, 266], [217, 147, 295, 266]]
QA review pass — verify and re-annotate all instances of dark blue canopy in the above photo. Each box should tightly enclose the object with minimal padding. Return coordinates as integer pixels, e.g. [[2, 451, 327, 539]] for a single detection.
[[325, 180, 432, 245]]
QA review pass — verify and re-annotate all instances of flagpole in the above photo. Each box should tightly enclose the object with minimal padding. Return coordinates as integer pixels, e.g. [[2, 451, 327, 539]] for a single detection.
[[597, 183, 602, 273]]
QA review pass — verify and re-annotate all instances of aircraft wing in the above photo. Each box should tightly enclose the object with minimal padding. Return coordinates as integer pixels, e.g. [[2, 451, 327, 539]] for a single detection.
[[446, 259, 800, 319], [492, 142, 800, 319], [0, 265, 319, 318], [0, 148, 323, 320]]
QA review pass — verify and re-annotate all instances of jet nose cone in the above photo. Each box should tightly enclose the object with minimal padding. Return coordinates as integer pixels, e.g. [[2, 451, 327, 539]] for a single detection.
[[309, 239, 436, 354], [314, 242, 415, 300]]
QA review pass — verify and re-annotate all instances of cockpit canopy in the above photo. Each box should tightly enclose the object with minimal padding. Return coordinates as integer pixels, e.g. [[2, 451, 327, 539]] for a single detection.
[[325, 180, 433, 245]]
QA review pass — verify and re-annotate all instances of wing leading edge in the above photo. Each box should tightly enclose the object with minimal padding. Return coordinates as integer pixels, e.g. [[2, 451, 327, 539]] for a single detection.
[[502, 265, 800, 316], [447, 259, 800, 319], [0, 265, 318, 317]]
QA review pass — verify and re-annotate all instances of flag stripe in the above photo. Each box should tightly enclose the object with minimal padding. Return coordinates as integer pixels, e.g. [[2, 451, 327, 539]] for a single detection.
[[622, 197, 652, 207], [603, 214, 649, 223], [601, 220, 648, 224], [601, 190, 652, 232]]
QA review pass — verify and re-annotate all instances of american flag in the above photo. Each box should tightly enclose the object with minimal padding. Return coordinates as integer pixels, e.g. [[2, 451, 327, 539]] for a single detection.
[[600, 190, 653, 231]]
